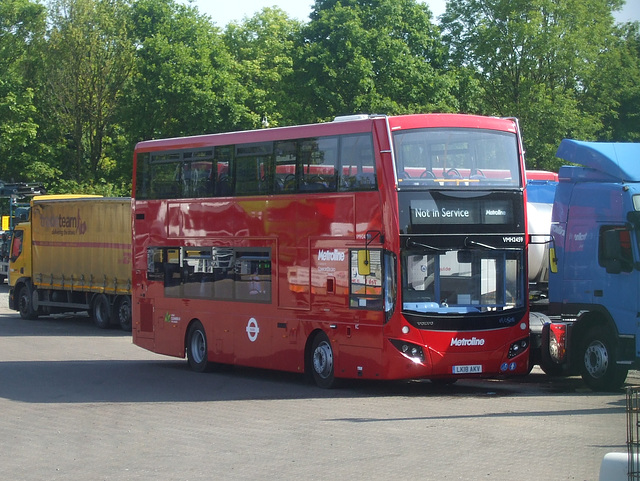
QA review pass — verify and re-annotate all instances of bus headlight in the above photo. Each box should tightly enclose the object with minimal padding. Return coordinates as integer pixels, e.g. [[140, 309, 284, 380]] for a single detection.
[[389, 339, 425, 363], [508, 338, 529, 359]]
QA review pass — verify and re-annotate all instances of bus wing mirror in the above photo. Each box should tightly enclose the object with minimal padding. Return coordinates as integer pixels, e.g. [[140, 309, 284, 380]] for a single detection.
[[357, 250, 371, 276]]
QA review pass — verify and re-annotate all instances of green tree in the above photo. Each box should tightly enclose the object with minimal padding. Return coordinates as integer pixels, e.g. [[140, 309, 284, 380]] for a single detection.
[[223, 7, 304, 128], [441, 0, 624, 170], [0, 0, 46, 182], [298, 0, 458, 121], [123, 0, 248, 141], [43, 0, 135, 188], [583, 22, 640, 142]]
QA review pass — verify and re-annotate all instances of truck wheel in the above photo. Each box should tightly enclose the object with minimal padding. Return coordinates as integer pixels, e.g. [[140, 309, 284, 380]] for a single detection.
[[18, 285, 38, 320], [310, 332, 336, 388], [186, 320, 211, 372], [115, 296, 132, 331], [92, 294, 112, 329], [580, 325, 628, 392]]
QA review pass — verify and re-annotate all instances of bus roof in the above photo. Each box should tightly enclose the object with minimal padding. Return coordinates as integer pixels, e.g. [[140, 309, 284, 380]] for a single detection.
[[556, 139, 640, 182], [134, 116, 378, 152], [387, 114, 518, 133], [134, 114, 520, 153]]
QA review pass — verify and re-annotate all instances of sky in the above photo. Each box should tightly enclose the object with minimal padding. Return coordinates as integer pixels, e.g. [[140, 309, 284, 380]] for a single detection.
[[183, 0, 640, 27]]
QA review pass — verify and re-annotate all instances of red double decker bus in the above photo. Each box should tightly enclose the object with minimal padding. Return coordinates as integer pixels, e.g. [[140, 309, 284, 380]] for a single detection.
[[132, 114, 530, 387]]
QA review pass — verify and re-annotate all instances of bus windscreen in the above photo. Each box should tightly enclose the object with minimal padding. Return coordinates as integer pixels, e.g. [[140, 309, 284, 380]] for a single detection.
[[393, 128, 520, 188]]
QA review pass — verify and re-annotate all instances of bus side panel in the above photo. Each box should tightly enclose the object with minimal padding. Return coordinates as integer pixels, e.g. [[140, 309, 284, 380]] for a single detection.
[[271, 199, 311, 310], [334, 344, 383, 380]]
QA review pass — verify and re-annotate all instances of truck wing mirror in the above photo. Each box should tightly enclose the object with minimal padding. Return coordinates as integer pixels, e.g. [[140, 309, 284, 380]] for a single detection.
[[549, 247, 558, 274]]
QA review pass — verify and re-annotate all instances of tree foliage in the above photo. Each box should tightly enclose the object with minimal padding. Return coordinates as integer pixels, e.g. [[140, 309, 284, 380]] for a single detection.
[[583, 22, 640, 142], [299, 0, 458, 121], [223, 8, 304, 128], [441, 0, 626, 170], [0, 0, 45, 182], [43, 0, 135, 188], [123, 0, 247, 140], [0, 0, 638, 192]]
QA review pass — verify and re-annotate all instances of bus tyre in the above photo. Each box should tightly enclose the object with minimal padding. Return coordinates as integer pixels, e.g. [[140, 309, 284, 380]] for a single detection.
[[92, 294, 112, 329], [18, 284, 38, 320], [115, 296, 132, 331], [311, 332, 335, 389], [187, 321, 211, 373], [580, 325, 628, 392]]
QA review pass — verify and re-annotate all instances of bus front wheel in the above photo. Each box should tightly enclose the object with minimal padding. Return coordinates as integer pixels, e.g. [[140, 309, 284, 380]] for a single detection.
[[186, 321, 211, 373], [311, 332, 335, 389]]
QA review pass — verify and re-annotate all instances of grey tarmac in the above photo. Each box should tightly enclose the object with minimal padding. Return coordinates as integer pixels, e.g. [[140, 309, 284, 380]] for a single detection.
[[0, 283, 634, 481]]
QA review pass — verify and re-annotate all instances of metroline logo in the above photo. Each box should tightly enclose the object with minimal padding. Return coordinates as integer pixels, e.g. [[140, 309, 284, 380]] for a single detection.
[[450, 337, 486, 347], [317, 249, 345, 262]]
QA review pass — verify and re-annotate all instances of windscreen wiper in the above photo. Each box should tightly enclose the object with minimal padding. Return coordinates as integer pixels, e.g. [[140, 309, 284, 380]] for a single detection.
[[407, 239, 447, 253], [464, 238, 497, 250]]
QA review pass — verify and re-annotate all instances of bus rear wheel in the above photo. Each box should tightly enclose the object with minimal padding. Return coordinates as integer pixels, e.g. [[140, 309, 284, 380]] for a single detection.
[[186, 321, 211, 372], [311, 332, 335, 388]]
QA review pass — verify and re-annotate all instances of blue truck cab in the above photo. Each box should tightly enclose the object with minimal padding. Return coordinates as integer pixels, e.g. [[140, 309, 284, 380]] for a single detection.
[[543, 140, 640, 390]]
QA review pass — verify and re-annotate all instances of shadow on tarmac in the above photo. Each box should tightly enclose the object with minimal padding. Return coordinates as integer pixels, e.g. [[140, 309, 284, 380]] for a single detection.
[[0, 312, 131, 337], [0, 283, 129, 337], [0, 353, 629, 407], [0, 283, 631, 407]]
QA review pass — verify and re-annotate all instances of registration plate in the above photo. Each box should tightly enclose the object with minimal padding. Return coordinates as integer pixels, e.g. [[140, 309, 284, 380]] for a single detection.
[[452, 364, 483, 374]]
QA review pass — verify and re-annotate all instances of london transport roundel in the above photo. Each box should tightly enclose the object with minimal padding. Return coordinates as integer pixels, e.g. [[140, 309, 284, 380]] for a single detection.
[[246, 317, 260, 342]]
